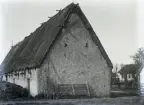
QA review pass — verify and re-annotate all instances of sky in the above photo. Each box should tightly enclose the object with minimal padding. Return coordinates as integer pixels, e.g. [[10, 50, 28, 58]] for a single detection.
[[0, 0, 143, 66]]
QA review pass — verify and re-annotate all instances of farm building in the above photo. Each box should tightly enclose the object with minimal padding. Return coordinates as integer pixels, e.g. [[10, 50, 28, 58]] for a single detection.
[[0, 3, 113, 97]]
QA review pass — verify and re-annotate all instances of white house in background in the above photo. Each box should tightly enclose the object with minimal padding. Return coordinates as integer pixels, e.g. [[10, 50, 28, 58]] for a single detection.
[[118, 64, 136, 83], [0, 3, 113, 97]]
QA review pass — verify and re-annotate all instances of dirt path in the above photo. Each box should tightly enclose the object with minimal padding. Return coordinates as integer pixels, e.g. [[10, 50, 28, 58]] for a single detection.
[[0, 96, 143, 105]]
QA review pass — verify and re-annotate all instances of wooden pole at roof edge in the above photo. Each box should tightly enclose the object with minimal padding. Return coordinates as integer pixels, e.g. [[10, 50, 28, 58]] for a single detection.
[[48, 16, 52, 18], [11, 40, 13, 48], [56, 9, 61, 12], [72, 0, 79, 5]]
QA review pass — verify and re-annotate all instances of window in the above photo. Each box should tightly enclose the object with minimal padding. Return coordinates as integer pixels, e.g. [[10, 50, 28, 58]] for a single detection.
[[13, 78, 15, 84], [6, 75, 8, 81], [64, 43, 68, 47], [122, 74, 124, 78], [85, 42, 88, 48], [128, 74, 131, 78]]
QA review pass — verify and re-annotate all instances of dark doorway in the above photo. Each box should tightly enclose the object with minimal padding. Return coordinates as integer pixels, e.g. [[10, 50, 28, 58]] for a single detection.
[[13, 78, 15, 84], [27, 78, 30, 91]]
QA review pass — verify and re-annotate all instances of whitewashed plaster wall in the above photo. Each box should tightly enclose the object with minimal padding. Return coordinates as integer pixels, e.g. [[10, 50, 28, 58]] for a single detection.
[[5, 69, 38, 96], [38, 13, 111, 97]]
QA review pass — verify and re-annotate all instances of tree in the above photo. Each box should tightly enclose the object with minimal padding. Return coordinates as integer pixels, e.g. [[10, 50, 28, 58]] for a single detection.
[[111, 64, 120, 87], [130, 47, 144, 89], [113, 63, 118, 73], [130, 47, 144, 75]]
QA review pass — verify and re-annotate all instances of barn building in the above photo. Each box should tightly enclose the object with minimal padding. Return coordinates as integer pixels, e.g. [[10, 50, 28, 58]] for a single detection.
[[0, 3, 113, 97]]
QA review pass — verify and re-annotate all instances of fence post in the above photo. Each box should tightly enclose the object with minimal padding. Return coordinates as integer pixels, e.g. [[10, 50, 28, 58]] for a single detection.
[[72, 84, 75, 96], [86, 82, 90, 97]]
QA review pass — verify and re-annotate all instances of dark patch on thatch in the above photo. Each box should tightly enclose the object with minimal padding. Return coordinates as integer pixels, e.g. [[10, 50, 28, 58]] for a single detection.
[[0, 3, 113, 74]]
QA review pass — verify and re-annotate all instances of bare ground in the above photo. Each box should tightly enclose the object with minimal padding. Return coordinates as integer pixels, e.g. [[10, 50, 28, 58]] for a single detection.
[[0, 96, 143, 105]]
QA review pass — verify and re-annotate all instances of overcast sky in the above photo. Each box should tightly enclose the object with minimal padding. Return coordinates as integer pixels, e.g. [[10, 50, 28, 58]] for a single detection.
[[0, 0, 143, 66]]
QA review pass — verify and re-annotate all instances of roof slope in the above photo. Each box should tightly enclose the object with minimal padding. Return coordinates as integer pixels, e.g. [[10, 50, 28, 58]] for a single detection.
[[118, 64, 137, 74], [0, 3, 113, 74]]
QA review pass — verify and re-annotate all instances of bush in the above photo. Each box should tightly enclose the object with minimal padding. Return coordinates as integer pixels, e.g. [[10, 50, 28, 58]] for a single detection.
[[0, 81, 31, 99], [34, 93, 46, 99], [21, 88, 29, 97]]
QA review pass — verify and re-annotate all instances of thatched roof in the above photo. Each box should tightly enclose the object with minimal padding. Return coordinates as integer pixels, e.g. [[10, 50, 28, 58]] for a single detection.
[[0, 3, 113, 74], [118, 64, 137, 75]]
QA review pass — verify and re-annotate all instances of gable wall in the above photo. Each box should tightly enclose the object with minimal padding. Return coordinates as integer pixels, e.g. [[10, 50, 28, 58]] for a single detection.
[[38, 13, 111, 97]]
